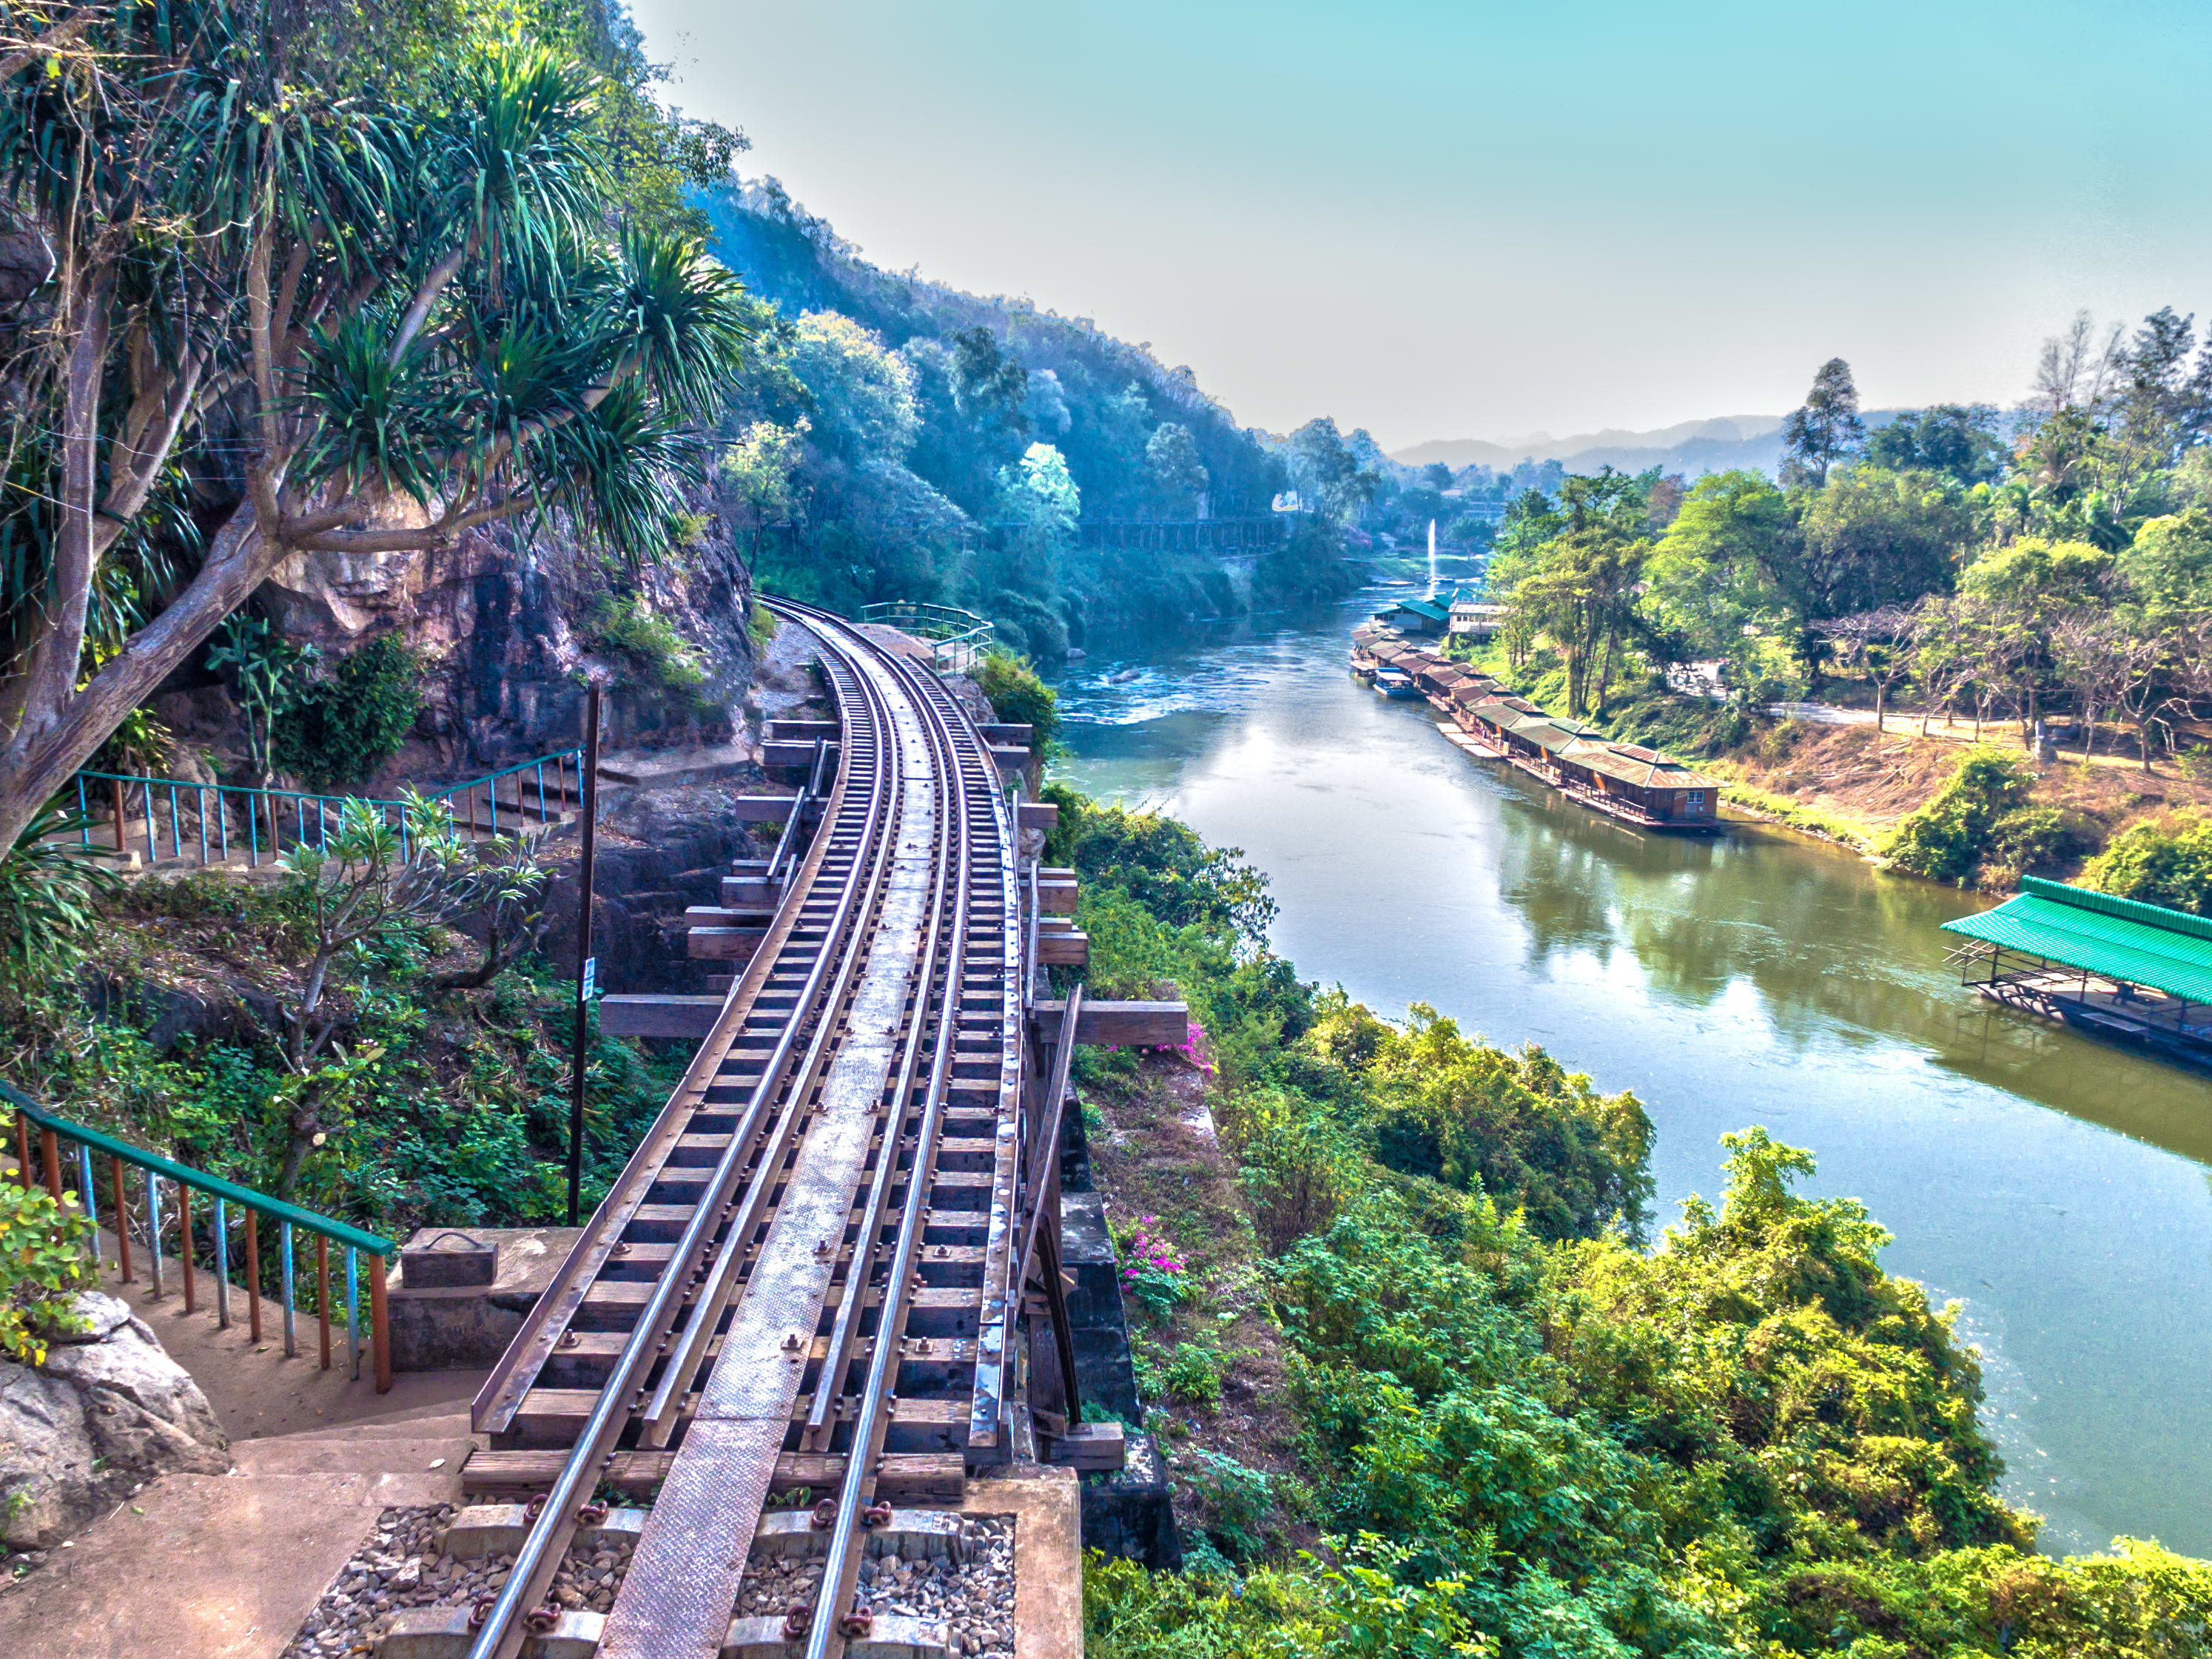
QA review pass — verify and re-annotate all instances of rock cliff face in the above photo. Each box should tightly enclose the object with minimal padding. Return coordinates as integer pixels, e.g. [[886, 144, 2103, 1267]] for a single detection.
[[151, 515, 761, 793], [0, 1293, 230, 1549]]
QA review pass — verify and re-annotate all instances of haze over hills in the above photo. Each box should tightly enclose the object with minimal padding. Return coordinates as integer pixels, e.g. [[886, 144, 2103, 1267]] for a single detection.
[[1393, 415, 1787, 477]]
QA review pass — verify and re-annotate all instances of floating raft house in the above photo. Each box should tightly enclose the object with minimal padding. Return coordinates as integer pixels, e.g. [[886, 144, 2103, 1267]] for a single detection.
[[1942, 876, 2212, 1063], [1349, 620, 1724, 831]]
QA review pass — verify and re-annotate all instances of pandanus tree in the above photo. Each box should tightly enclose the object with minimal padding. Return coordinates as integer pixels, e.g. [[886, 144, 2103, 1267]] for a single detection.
[[0, 0, 753, 853]]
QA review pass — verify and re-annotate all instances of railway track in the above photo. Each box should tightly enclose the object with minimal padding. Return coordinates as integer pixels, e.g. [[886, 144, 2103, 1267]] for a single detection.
[[456, 599, 1058, 1659]]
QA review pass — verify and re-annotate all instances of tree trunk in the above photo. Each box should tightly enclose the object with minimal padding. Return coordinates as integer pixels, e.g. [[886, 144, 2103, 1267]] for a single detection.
[[1874, 681, 1886, 732], [275, 1104, 317, 1202], [0, 499, 267, 856]]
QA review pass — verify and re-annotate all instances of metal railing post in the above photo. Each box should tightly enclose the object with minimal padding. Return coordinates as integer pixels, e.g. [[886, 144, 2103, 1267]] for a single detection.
[[347, 1248, 361, 1382], [112, 1154, 132, 1280], [246, 1209, 262, 1342], [178, 1180, 196, 1313], [280, 1221, 297, 1358], [11, 1110, 27, 1190], [38, 1125, 60, 1202], [78, 1142, 96, 1232], [369, 1253, 391, 1393], [215, 1197, 231, 1329], [317, 1234, 332, 1370], [147, 1171, 164, 1297]]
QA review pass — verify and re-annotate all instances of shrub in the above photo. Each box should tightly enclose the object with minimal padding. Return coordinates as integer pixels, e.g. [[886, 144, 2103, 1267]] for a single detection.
[[593, 595, 707, 689], [1163, 1339, 1226, 1406], [1114, 1212, 1191, 1324], [747, 599, 779, 649], [0, 809, 120, 991], [974, 647, 1060, 750], [272, 635, 423, 790], [1988, 805, 2102, 875], [0, 1180, 96, 1364], [1177, 1447, 1276, 1561], [1880, 749, 2034, 882], [2080, 811, 2212, 914]]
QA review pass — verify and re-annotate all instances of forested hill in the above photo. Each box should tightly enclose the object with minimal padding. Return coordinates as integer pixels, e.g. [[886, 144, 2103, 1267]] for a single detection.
[[694, 179, 1356, 655]]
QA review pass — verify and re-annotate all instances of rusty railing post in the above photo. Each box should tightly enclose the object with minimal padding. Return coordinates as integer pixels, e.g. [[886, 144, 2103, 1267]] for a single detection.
[[111, 776, 126, 855], [369, 1253, 391, 1393], [316, 1234, 332, 1371], [246, 1208, 263, 1343], [178, 1181, 195, 1313], [112, 1153, 132, 1280], [12, 1110, 29, 1190], [38, 1126, 61, 1202]]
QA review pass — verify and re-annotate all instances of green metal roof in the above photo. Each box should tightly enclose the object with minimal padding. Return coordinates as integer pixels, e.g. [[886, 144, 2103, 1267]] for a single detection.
[[1390, 597, 1450, 623], [1940, 875, 2212, 1004]]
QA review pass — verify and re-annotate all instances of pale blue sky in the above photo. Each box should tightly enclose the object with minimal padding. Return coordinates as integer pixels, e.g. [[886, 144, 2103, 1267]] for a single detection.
[[631, 0, 2212, 449]]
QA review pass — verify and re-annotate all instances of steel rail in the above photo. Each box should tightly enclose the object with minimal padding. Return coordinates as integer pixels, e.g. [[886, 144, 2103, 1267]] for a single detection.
[[465, 627, 901, 1659], [636, 687, 912, 1443], [801, 627, 988, 1659], [799, 679, 961, 1450]]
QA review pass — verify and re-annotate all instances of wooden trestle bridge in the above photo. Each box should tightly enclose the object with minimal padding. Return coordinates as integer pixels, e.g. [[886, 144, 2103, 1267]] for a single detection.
[[454, 598, 1173, 1659]]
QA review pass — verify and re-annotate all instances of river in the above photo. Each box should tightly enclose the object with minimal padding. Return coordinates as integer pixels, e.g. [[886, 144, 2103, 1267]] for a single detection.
[[1047, 589, 2212, 1559]]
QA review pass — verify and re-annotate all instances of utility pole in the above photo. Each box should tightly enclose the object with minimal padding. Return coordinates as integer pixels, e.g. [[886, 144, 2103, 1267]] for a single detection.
[[567, 681, 603, 1228]]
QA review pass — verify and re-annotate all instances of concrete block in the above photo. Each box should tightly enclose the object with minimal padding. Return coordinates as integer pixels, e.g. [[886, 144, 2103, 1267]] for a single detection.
[[719, 1614, 946, 1659], [752, 1507, 969, 1564], [848, 1615, 950, 1659], [721, 1617, 799, 1658], [525, 1610, 606, 1659], [377, 1605, 474, 1659], [442, 1501, 530, 1558], [576, 1507, 650, 1549], [389, 1226, 585, 1371]]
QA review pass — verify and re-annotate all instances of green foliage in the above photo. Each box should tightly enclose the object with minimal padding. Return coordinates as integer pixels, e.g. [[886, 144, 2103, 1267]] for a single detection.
[[973, 650, 1060, 751], [272, 636, 424, 790], [1879, 750, 2035, 883], [0, 810, 120, 991], [1058, 784, 2211, 1655], [1310, 997, 1653, 1243], [1986, 805, 2104, 877], [207, 615, 320, 782], [2080, 812, 2212, 914], [593, 595, 709, 689], [0, 1180, 95, 1364], [1163, 1341, 1226, 1407], [1045, 787, 1277, 947]]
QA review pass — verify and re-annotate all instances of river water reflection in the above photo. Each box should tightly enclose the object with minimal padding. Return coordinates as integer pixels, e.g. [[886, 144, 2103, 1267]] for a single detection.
[[1050, 591, 2212, 1558]]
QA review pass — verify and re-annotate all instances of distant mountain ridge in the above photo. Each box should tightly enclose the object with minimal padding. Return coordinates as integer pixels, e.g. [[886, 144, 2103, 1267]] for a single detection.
[[1394, 415, 1786, 478]]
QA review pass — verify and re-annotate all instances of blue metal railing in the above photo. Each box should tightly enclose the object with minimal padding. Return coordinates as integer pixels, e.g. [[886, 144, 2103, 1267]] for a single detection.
[[72, 745, 585, 869]]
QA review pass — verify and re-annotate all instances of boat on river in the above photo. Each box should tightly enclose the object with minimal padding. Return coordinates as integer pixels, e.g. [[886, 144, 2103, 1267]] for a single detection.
[[1374, 667, 1419, 699]]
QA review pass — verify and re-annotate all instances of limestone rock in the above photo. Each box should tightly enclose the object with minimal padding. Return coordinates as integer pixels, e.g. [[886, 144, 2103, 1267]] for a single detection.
[[0, 1292, 230, 1547]]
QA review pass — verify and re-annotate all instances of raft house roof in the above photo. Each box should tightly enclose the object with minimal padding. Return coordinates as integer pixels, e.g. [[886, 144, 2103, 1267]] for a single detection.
[[1940, 877, 2212, 1005], [1559, 739, 1721, 791], [1384, 596, 1452, 625], [1505, 717, 1594, 753]]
